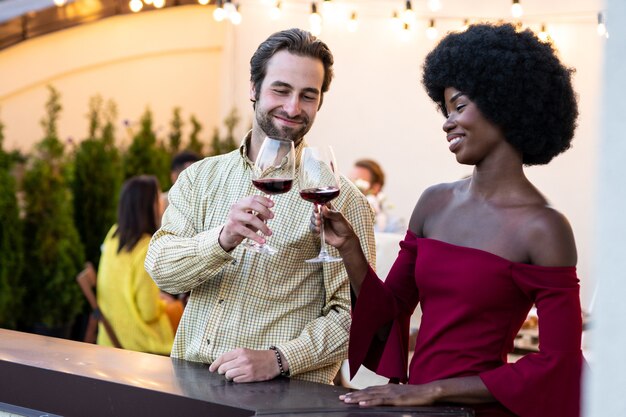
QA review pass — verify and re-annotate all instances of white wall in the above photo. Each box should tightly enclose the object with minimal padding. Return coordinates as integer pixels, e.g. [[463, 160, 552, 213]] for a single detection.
[[0, 6, 227, 152], [226, 1, 603, 308], [586, 0, 626, 414], [0, 0, 604, 306]]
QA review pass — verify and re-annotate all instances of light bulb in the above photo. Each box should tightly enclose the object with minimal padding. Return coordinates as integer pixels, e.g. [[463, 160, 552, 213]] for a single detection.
[[511, 0, 523, 19], [597, 13, 607, 36], [53, 0, 67, 6], [223, 0, 236, 16], [230, 5, 242, 25], [347, 11, 358, 32], [427, 0, 442, 12], [213, 0, 225, 21], [403, 0, 415, 24], [153, 0, 165, 8], [310, 3, 322, 29], [461, 19, 470, 32], [198, 0, 209, 5], [399, 22, 411, 42], [426, 19, 438, 40], [270, 1, 281, 19], [129, 0, 143, 12], [537, 24, 547, 40], [213, 6, 225, 21]]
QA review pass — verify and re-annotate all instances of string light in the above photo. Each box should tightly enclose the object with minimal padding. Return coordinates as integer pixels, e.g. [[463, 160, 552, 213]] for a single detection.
[[426, 19, 438, 40], [230, 3, 242, 24], [213, 0, 226, 21], [53, 0, 67, 6], [117, 0, 607, 45], [347, 11, 358, 32], [223, 0, 236, 16], [269, 1, 282, 20], [511, 0, 523, 19], [129, 0, 143, 12], [597, 12, 608, 38], [399, 22, 411, 42], [391, 10, 401, 29], [461, 18, 470, 31], [538, 23, 549, 42], [309, 2, 322, 36], [403, 0, 415, 24], [428, 0, 442, 12]]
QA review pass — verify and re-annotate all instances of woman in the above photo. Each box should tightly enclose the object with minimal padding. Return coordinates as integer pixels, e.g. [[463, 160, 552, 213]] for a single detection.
[[97, 175, 176, 355], [320, 24, 584, 417]]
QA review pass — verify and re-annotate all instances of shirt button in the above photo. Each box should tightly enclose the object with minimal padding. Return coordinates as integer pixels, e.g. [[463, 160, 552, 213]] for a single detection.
[[206, 339, 211, 345], [231, 259, 237, 265], [218, 299, 224, 304]]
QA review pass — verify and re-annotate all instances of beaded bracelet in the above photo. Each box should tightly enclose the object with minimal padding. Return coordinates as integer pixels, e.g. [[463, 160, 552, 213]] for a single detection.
[[269, 346, 288, 377]]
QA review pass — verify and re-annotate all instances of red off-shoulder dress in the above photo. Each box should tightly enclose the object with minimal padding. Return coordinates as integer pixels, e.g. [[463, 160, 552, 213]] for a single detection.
[[349, 232, 584, 417]]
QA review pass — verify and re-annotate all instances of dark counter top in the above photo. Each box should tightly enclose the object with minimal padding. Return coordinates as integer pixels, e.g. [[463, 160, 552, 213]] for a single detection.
[[0, 329, 473, 416]]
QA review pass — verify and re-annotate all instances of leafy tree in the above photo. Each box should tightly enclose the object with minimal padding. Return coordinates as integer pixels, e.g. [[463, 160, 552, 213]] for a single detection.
[[72, 96, 122, 269], [123, 108, 170, 189], [0, 114, 25, 329], [21, 86, 85, 331], [221, 107, 239, 153], [187, 114, 204, 155], [209, 108, 240, 156], [168, 107, 183, 154]]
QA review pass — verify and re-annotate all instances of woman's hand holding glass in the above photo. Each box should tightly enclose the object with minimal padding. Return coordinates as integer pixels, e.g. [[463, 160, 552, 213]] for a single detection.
[[299, 146, 342, 263]]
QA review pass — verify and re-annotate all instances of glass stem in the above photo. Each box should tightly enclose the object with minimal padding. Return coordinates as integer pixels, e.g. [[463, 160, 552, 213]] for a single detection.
[[317, 203, 329, 257]]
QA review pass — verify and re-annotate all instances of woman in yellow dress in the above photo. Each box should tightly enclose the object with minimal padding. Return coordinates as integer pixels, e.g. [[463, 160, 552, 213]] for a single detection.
[[97, 175, 176, 354]]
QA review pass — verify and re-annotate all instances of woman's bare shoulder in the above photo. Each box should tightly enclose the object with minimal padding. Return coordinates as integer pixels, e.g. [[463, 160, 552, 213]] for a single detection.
[[521, 204, 578, 267], [408, 180, 468, 235]]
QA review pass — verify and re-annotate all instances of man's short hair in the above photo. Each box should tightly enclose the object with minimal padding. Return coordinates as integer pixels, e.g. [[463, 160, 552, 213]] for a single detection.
[[355, 159, 385, 188], [250, 28, 334, 106], [171, 151, 201, 173]]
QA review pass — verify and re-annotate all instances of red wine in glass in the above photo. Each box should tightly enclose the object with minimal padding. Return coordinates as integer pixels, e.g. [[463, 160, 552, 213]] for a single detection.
[[243, 136, 295, 255], [299, 186, 340, 205], [252, 178, 294, 195], [298, 146, 342, 263]]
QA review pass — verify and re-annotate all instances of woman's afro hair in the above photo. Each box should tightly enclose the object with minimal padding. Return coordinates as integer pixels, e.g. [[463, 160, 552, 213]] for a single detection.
[[422, 23, 578, 165]]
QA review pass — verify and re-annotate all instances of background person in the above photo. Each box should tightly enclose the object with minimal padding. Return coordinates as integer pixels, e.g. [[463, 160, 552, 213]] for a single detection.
[[97, 175, 179, 354], [318, 23, 584, 417], [145, 28, 375, 384], [349, 158, 405, 234], [161, 150, 202, 215]]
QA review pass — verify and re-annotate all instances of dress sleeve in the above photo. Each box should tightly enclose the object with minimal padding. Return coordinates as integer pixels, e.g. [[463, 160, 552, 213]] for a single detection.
[[348, 231, 419, 382], [479, 265, 584, 417]]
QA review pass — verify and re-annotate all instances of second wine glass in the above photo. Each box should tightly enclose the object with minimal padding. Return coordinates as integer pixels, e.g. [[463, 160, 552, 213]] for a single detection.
[[244, 136, 295, 255], [299, 146, 342, 263]]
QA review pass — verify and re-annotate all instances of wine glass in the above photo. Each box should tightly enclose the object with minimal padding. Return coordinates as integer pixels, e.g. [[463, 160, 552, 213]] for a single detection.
[[299, 146, 342, 263], [243, 136, 295, 255]]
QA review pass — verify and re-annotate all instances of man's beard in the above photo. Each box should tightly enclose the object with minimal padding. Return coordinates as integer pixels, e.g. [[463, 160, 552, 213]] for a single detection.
[[256, 108, 310, 143]]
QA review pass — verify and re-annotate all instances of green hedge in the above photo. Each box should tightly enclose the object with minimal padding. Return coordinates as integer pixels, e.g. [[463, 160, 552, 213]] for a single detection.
[[1, 86, 239, 334]]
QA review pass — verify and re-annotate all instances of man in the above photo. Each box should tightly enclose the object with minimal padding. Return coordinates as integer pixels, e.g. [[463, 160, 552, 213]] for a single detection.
[[145, 28, 375, 384], [161, 151, 202, 215], [350, 159, 405, 234], [171, 151, 202, 184]]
